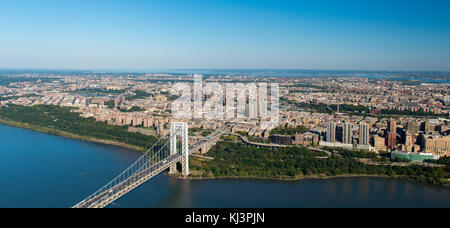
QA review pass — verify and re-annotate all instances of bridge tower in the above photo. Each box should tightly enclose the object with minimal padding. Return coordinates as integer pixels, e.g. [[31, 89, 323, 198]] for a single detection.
[[169, 122, 190, 177]]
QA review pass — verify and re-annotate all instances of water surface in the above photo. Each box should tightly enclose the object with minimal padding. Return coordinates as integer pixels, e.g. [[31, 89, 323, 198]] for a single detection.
[[0, 124, 448, 208]]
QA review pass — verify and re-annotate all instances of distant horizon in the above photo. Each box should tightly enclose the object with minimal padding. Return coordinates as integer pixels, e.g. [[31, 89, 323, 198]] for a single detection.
[[1, 68, 450, 74]]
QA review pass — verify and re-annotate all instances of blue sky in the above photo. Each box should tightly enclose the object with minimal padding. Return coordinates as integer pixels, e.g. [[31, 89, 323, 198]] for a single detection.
[[0, 0, 449, 71]]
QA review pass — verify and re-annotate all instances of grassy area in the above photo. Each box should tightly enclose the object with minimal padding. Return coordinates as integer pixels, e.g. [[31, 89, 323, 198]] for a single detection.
[[247, 136, 271, 144], [120, 106, 145, 112], [70, 88, 127, 95], [126, 90, 152, 100], [270, 125, 309, 136], [188, 127, 214, 137], [322, 147, 378, 159]]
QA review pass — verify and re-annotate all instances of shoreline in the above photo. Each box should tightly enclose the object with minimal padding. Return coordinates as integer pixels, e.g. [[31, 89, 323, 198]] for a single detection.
[[0, 118, 448, 187], [182, 174, 449, 187], [0, 118, 145, 152], [181, 174, 394, 182], [187, 174, 386, 182]]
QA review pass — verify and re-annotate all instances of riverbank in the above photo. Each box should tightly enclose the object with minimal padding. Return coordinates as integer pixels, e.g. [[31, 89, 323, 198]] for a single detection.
[[0, 118, 146, 152], [187, 173, 447, 186], [184, 173, 389, 181], [0, 116, 448, 187]]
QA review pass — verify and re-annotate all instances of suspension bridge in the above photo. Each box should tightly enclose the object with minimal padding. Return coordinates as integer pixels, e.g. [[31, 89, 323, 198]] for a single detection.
[[73, 122, 231, 208]]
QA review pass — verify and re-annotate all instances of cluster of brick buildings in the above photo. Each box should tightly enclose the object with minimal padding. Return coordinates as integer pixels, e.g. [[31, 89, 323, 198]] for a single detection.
[[284, 77, 450, 116], [372, 119, 449, 157]]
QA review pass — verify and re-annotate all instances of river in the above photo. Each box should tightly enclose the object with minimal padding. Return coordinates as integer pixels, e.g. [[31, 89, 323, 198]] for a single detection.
[[0, 124, 448, 208]]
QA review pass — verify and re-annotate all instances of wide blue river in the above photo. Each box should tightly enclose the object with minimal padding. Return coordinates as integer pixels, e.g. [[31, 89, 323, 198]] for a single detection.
[[0, 124, 448, 208]]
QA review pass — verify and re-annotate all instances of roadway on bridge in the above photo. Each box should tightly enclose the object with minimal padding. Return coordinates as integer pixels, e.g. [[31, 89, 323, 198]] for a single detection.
[[74, 123, 234, 208]]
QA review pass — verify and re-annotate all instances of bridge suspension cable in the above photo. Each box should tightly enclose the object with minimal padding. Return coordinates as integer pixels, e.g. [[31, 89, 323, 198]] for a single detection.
[[73, 127, 181, 208], [73, 122, 231, 208]]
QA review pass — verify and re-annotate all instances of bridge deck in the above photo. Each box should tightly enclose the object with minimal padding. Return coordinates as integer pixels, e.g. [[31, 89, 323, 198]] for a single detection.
[[73, 124, 233, 208], [75, 154, 182, 208]]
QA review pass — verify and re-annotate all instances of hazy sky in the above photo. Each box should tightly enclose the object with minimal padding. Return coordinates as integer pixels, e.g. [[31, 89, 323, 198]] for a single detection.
[[0, 0, 449, 71]]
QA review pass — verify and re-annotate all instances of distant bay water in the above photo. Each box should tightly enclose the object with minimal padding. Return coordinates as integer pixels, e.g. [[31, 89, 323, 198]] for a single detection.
[[2, 69, 449, 83], [0, 124, 448, 208], [147, 69, 450, 83]]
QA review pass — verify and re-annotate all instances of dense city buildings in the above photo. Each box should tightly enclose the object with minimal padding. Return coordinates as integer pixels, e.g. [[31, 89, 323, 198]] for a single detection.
[[0, 72, 448, 160]]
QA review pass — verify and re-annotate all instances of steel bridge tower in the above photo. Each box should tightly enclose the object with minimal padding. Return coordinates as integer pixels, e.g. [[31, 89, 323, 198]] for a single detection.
[[72, 122, 237, 208], [169, 122, 190, 177]]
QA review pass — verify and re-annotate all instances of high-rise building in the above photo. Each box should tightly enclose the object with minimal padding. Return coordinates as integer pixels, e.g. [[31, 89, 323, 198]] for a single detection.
[[387, 120, 397, 151], [403, 132, 416, 152], [387, 132, 397, 151], [246, 100, 258, 119], [424, 120, 436, 132], [0, 86, 5, 94], [424, 135, 450, 157], [326, 121, 336, 143], [444, 95, 450, 106], [359, 123, 370, 145], [388, 120, 397, 135], [372, 135, 386, 152], [406, 120, 420, 134], [336, 125, 344, 143], [257, 86, 268, 118], [343, 122, 353, 144], [114, 96, 126, 109]]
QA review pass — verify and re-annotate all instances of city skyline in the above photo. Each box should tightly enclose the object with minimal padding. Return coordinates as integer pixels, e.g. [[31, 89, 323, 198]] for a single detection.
[[0, 0, 449, 71]]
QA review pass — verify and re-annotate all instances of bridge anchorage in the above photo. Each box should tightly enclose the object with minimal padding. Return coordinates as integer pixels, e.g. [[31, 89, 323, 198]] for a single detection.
[[73, 122, 190, 208]]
